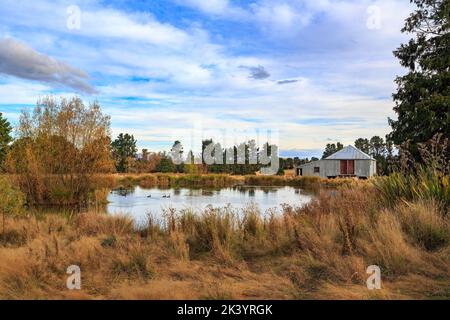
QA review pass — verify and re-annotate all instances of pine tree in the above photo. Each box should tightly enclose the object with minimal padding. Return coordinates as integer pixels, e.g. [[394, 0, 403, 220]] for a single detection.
[[0, 112, 13, 169], [322, 142, 343, 159], [389, 0, 450, 162], [111, 133, 137, 173]]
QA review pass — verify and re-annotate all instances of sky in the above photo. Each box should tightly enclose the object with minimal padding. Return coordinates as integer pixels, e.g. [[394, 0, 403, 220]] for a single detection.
[[0, 0, 414, 158]]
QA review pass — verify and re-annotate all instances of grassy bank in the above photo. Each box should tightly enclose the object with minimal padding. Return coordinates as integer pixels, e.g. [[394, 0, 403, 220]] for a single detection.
[[111, 173, 360, 190], [0, 182, 448, 299]]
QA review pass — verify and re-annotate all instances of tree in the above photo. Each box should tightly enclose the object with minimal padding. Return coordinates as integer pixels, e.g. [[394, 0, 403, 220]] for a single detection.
[[369, 136, 388, 175], [133, 149, 164, 173], [6, 97, 113, 205], [322, 142, 343, 159], [389, 0, 450, 162], [369, 136, 386, 158], [354, 138, 370, 154], [0, 112, 12, 170], [111, 133, 137, 173], [354, 136, 390, 175], [156, 153, 176, 173]]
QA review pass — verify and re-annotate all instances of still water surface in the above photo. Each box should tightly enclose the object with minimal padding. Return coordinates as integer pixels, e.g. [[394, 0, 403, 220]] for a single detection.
[[107, 186, 314, 223]]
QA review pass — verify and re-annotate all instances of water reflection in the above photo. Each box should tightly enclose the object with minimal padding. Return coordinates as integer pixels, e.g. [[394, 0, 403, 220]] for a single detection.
[[107, 186, 314, 224]]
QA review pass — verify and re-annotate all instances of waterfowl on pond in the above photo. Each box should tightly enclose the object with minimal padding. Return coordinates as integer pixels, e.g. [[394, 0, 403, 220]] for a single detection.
[[147, 194, 151, 198]]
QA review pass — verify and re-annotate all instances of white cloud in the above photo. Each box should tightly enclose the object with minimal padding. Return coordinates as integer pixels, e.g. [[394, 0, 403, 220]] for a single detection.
[[97, 74, 395, 151], [80, 9, 190, 48], [0, 0, 413, 153], [175, 0, 247, 17], [175, 0, 412, 45], [0, 82, 51, 105], [252, 2, 311, 31], [181, 0, 230, 15]]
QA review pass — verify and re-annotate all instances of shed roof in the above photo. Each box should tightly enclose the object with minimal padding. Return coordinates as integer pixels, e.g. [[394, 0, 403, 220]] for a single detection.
[[325, 145, 374, 160]]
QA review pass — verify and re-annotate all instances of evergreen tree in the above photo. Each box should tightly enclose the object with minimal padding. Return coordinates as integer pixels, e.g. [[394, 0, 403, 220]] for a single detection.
[[111, 133, 137, 173], [156, 154, 176, 173], [0, 112, 12, 169], [322, 142, 343, 159], [389, 0, 450, 162], [369, 136, 386, 158], [354, 138, 370, 154]]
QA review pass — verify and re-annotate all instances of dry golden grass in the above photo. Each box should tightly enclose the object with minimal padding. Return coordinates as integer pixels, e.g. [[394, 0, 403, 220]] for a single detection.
[[284, 169, 295, 177], [0, 185, 449, 300], [104, 173, 364, 190]]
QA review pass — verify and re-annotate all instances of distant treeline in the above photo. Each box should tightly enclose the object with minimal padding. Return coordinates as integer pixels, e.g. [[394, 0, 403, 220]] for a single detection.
[[112, 136, 290, 175], [110, 134, 395, 176]]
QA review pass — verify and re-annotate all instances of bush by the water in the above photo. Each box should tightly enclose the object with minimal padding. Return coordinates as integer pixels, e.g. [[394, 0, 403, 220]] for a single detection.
[[5, 97, 114, 206]]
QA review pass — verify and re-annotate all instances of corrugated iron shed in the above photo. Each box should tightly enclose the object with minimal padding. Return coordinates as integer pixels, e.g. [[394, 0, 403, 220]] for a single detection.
[[325, 145, 374, 160]]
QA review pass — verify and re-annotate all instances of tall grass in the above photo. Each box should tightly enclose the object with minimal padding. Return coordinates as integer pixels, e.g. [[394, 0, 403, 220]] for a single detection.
[[374, 133, 450, 214], [0, 182, 448, 299], [373, 166, 449, 214]]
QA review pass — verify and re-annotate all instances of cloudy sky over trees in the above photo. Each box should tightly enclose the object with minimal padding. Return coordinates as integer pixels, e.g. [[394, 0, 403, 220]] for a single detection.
[[0, 0, 413, 157]]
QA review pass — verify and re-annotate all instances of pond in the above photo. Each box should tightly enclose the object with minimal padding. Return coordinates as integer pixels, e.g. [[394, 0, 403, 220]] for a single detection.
[[107, 186, 314, 223]]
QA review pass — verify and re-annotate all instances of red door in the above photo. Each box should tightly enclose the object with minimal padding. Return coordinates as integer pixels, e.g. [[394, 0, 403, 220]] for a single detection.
[[348, 160, 355, 175], [340, 160, 347, 175]]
